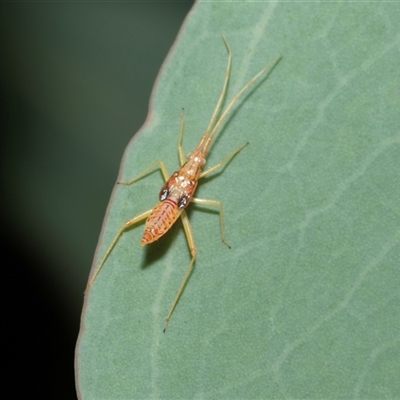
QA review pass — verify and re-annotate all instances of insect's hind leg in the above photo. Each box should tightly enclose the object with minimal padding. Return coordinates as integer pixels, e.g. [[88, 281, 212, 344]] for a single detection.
[[118, 159, 170, 185], [164, 196, 231, 330], [199, 142, 248, 178], [191, 197, 231, 249], [85, 208, 153, 293], [85, 160, 173, 293], [164, 209, 196, 332]]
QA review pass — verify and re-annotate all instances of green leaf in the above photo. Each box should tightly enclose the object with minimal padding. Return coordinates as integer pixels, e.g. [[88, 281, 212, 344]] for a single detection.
[[76, 3, 400, 399]]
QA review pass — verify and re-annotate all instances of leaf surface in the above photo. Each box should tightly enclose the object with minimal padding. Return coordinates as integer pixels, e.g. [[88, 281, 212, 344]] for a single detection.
[[76, 3, 400, 398]]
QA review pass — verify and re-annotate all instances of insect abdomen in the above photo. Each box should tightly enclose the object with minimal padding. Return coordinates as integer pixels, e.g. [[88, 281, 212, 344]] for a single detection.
[[141, 198, 181, 245]]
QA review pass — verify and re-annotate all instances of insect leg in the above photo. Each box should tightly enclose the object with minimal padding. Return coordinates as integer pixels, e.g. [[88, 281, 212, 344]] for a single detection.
[[85, 207, 153, 293], [200, 142, 248, 178], [118, 160, 170, 185], [164, 209, 196, 332], [191, 197, 231, 249], [177, 109, 186, 166], [86, 159, 173, 293]]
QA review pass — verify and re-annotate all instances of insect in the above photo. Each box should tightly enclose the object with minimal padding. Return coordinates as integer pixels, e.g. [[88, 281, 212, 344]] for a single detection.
[[85, 36, 281, 331]]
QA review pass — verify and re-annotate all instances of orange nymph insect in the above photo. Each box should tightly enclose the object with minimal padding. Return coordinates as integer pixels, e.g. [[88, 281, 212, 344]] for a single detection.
[[86, 36, 281, 331]]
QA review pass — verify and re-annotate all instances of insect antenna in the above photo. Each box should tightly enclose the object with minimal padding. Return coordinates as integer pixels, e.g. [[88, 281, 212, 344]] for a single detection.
[[194, 35, 232, 155], [202, 47, 282, 156]]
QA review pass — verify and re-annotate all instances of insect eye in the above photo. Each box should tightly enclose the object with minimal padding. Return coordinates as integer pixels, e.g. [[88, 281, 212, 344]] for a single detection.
[[178, 195, 189, 209], [159, 186, 169, 201]]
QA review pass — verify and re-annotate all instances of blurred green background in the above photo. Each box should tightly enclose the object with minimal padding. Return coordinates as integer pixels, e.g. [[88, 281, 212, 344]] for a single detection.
[[0, 2, 193, 398]]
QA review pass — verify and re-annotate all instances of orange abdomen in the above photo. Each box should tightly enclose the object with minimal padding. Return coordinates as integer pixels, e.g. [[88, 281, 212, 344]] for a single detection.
[[141, 198, 182, 245]]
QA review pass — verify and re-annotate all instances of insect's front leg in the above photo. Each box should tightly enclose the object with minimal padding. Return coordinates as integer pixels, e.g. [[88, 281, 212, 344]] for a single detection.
[[118, 159, 170, 185], [200, 142, 248, 178], [177, 109, 186, 166]]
